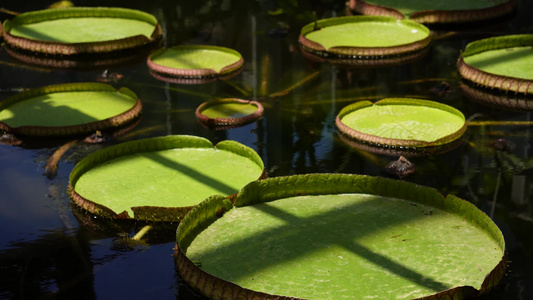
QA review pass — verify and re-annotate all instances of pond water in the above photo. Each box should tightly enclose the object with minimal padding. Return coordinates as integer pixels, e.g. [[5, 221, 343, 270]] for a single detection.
[[1, 0, 532, 299]]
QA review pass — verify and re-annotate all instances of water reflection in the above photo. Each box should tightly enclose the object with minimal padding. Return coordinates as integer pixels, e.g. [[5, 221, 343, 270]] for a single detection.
[[1, 0, 533, 299]]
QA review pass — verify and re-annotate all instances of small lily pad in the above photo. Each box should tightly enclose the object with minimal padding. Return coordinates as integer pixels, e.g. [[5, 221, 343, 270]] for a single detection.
[[196, 98, 264, 129], [68, 135, 265, 222], [2, 7, 162, 55], [458, 34, 533, 95], [147, 45, 244, 79], [348, 0, 516, 24], [175, 174, 506, 299], [0, 82, 141, 137], [336, 98, 466, 149], [299, 16, 430, 59]]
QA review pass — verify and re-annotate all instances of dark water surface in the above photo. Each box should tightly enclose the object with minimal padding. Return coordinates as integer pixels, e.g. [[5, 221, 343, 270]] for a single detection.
[[1, 0, 532, 299]]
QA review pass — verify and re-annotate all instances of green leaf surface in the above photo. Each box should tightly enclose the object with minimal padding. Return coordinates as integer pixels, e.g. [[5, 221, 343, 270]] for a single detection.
[[180, 174, 505, 299], [200, 102, 258, 119], [305, 16, 428, 49], [9, 18, 155, 43], [5, 7, 157, 43], [71, 136, 264, 217], [339, 98, 465, 143], [463, 46, 533, 80], [150, 46, 242, 73], [362, 0, 509, 16], [0, 83, 137, 128]]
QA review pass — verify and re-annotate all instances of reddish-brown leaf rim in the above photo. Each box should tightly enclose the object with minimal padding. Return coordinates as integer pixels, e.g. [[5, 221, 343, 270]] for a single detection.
[[457, 34, 533, 95], [174, 174, 507, 299], [335, 98, 467, 149], [348, 0, 517, 24], [195, 98, 264, 129], [2, 7, 163, 55], [300, 45, 430, 68], [68, 135, 267, 222], [0, 82, 142, 137], [147, 45, 244, 79], [299, 16, 431, 59]]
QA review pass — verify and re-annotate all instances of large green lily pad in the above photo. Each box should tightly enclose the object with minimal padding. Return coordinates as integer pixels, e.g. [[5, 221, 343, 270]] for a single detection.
[[175, 174, 506, 299], [348, 0, 516, 24], [458, 34, 533, 95], [2, 7, 162, 55], [68, 135, 265, 222], [299, 16, 430, 58], [147, 45, 244, 79], [336, 98, 466, 149], [0, 82, 141, 137]]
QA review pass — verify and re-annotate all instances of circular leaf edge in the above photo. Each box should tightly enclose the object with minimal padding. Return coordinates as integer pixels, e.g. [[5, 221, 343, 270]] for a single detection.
[[335, 98, 467, 149], [175, 173, 506, 300]]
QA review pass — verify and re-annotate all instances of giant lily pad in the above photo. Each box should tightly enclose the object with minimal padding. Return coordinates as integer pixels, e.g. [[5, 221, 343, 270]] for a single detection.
[[348, 0, 516, 24], [2, 7, 162, 55], [299, 16, 430, 59], [175, 174, 506, 299], [147, 45, 243, 80], [458, 34, 533, 95], [196, 98, 264, 129], [0, 82, 141, 137], [68, 135, 265, 222], [336, 98, 466, 150]]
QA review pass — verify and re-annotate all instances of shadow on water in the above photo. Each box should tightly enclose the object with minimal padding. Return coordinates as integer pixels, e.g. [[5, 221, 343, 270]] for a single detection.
[[0, 0, 532, 299]]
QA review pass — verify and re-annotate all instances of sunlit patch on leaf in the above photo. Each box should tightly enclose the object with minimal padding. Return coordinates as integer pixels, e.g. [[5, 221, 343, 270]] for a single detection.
[[68, 135, 265, 222], [196, 98, 264, 130], [0, 82, 141, 138], [299, 16, 430, 61], [2, 7, 162, 55], [147, 45, 244, 81], [175, 174, 506, 299], [336, 98, 466, 150], [458, 34, 533, 96]]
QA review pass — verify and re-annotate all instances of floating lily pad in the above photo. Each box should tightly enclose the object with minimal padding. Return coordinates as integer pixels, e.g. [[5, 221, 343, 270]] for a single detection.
[[147, 45, 243, 80], [348, 0, 516, 24], [2, 7, 162, 55], [458, 34, 533, 95], [68, 135, 265, 222], [175, 174, 506, 299], [336, 98, 466, 149], [299, 16, 430, 59], [196, 98, 264, 129], [0, 82, 141, 137]]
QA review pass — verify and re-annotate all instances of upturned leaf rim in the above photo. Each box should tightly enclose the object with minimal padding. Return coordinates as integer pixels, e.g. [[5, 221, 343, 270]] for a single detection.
[[68, 135, 266, 222], [335, 98, 467, 149], [0, 82, 142, 137], [299, 15, 431, 59], [457, 34, 533, 95], [195, 98, 264, 129], [147, 45, 244, 79], [175, 173, 506, 299], [2, 7, 162, 55], [347, 0, 517, 24]]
